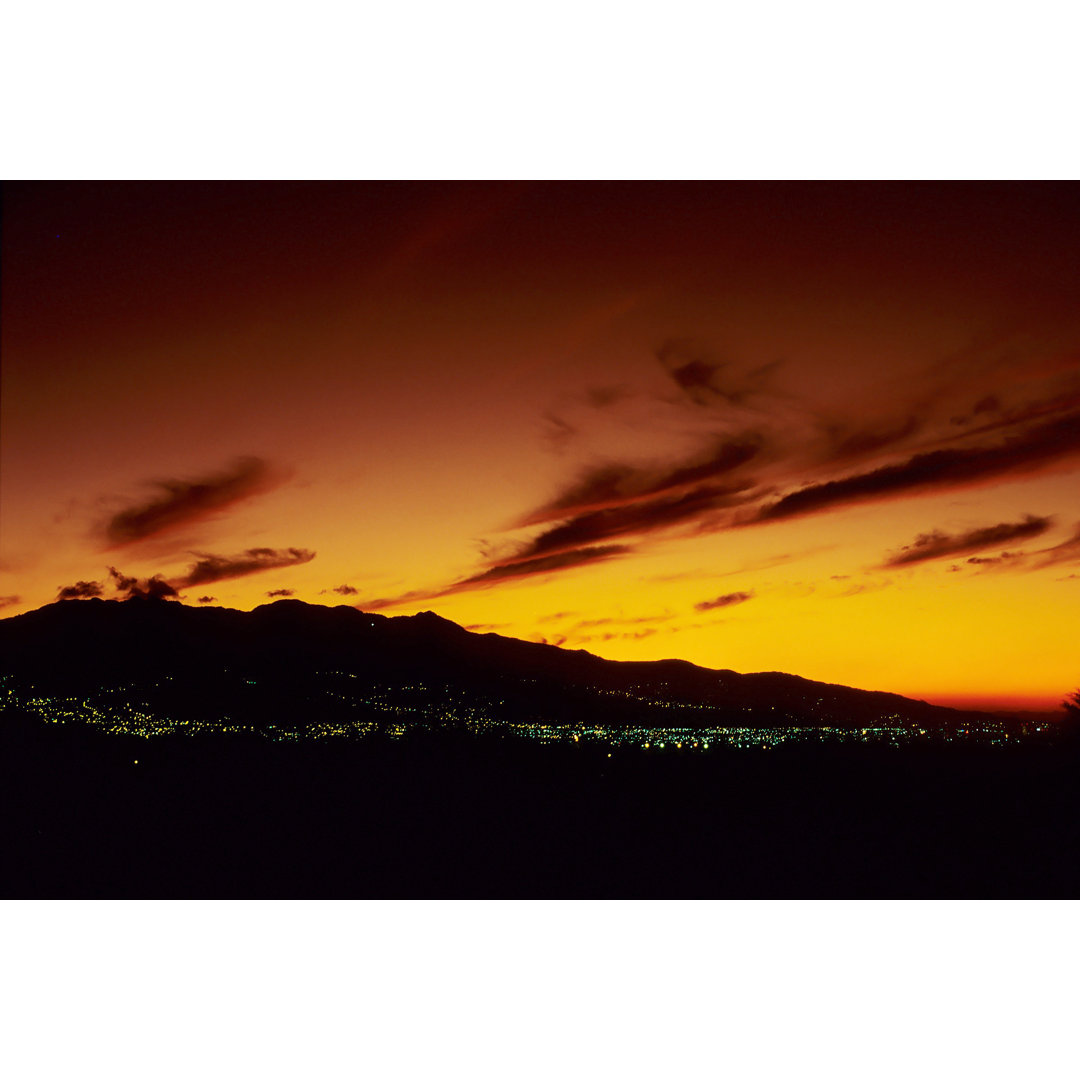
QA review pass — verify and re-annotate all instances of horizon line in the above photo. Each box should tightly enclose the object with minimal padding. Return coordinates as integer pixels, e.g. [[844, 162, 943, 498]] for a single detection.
[[3, 595, 1070, 715]]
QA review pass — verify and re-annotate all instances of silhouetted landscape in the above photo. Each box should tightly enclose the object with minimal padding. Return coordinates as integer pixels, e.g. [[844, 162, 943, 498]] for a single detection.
[[9, 44, 1080, 1080], [0, 597, 1024, 735], [2, 598, 1076, 898]]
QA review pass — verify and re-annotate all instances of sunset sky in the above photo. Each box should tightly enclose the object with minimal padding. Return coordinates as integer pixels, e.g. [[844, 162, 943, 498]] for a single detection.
[[3, 181, 1078, 709]]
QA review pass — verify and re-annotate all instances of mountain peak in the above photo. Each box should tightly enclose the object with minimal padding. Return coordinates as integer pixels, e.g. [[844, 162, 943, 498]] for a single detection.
[[0, 596, 999, 733]]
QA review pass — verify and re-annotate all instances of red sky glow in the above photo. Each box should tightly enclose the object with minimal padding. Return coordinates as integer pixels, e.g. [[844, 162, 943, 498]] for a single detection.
[[3, 181, 1078, 710]]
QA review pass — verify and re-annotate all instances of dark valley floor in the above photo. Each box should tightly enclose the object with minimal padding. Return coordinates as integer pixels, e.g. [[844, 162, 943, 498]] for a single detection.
[[3, 716, 1078, 898]]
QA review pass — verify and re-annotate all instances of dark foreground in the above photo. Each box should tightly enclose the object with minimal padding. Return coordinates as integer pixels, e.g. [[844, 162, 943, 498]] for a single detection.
[[2, 712, 1078, 898]]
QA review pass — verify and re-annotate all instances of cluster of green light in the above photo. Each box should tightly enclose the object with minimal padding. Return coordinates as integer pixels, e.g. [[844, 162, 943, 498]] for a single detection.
[[0, 672, 1023, 748], [448, 716, 1015, 751]]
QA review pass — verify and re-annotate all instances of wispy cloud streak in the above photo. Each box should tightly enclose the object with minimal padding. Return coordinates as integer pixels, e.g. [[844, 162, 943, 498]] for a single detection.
[[883, 515, 1053, 567], [694, 590, 754, 612], [175, 547, 315, 588], [104, 457, 282, 545]]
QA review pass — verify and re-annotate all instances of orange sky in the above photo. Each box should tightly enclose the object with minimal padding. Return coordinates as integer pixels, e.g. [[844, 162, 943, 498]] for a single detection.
[[2, 181, 1078, 709]]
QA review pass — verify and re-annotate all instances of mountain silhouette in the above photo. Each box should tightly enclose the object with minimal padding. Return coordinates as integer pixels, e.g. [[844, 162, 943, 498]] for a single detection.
[[1, 597, 990, 735], [4, 598, 1078, 899]]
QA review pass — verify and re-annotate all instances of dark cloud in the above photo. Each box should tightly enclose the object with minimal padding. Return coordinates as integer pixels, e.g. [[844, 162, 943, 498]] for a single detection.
[[105, 566, 180, 600], [362, 544, 630, 613], [944, 383, 1080, 446], [755, 411, 1080, 523], [694, 590, 754, 612], [574, 627, 660, 644], [528, 463, 629, 520], [516, 482, 753, 566], [57, 580, 104, 600], [175, 547, 316, 588], [657, 339, 782, 408], [911, 330, 1079, 437], [0, 595, 21, 610], [266, 588, 294, 598], [131, 576, 180, 601], [525, 436, 762, 524], [106, 566, 180, 601], [197, 596, 216, 603], [332, 584, 359, 596], [463, 622, 511, 633], [966, 552, 1025, 568], [454, 545, 631, 588], [909, 521, 1080, 574], [383, 436, 759, 610], [661, 345, 719, 404], [883, 515, 1053, 567], [359, 545, 630, 611], [1033, 524, 1080, 569], [104, 456, 281, 545], [362, 370, 1080, 609], [107, 566, 139, 592], [515, 342, 1079, 599], [530, 633, 568, 647], [362, 589, 436, 611]]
